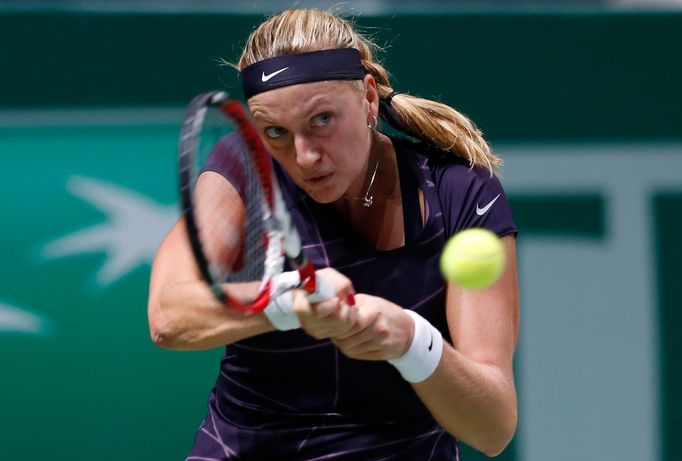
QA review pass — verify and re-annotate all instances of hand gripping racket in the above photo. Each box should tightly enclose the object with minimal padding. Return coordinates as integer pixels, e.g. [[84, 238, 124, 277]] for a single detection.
[[178, 91, 334, 315]]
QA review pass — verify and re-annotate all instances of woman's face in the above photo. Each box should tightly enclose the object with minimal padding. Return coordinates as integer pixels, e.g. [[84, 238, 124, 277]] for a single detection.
[[248, 76, 378, 204]]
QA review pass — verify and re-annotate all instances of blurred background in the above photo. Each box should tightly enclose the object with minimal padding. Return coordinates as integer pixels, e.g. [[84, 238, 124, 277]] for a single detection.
[[1, 1, 681, 460]]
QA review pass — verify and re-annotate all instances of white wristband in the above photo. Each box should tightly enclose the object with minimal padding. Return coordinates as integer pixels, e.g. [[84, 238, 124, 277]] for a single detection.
[[388, 310, 444, 383], [263, 271, 301, 331]]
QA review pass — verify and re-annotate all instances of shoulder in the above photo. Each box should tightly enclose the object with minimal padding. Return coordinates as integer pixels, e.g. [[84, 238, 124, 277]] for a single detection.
[[434, 160, 505, 204], [201, 133, 249, 186], [392, 137, 516, 238], [391, 136, 501, 196]]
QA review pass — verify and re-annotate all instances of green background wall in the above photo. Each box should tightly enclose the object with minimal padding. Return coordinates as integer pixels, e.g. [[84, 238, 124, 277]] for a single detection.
[[2, 11, 681, 139], [1, 7, 680, 461]]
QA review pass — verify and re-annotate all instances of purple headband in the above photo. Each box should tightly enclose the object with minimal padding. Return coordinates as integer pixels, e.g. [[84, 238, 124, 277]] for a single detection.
[[240, 48, 365, 100]]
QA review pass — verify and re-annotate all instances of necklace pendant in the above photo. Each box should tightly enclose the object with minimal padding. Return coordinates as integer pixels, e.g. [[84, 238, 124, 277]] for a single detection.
[[359, 157, 379, 208]]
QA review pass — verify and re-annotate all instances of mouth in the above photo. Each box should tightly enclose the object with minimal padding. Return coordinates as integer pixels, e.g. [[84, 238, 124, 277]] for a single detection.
[[304, 172, 333, 184]]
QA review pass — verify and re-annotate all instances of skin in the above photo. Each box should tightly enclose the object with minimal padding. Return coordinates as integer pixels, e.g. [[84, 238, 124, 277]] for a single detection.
[[147, 73, 519, 456]]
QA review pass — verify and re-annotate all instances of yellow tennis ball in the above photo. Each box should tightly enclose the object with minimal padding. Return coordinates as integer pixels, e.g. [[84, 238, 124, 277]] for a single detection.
[[440, 228, 505, 290]]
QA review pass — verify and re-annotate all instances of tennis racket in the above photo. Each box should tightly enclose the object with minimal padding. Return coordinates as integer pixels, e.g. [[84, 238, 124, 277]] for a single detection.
[[178, 91, 334, 315]]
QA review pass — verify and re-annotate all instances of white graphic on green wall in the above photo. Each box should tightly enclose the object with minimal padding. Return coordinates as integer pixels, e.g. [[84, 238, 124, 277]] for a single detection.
[[0, 301, 52, 335], [41, 176, 178, 287]]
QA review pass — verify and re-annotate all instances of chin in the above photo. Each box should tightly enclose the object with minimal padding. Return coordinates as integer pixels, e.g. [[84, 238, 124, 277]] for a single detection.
[[304, 187, 342, 204], [307, 192, 338, 204]]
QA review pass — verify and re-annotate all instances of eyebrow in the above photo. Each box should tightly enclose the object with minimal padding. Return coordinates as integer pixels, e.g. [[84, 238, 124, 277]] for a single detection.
[[250, 91, 341, 125], [250, 106, 280, 125], [251, 111, 271, 123], [301, 94, 336, 116]]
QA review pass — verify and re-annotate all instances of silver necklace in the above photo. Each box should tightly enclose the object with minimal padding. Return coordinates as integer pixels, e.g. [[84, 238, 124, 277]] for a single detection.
[[361, 157, 380, 207], [341, 157, 380, 207]]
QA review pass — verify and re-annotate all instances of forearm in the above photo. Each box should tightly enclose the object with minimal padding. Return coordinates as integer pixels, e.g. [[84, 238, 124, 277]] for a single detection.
[[413, 344, 517, 457], [149, 280, 275, 351]]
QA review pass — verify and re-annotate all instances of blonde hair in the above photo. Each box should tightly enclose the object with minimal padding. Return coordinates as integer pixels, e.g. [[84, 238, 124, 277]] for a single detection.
[[236, 9, 502, 174]]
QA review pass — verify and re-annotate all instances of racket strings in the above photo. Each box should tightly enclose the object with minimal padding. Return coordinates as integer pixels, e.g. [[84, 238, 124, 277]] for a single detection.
[[193, 119, 268, 291], [180, 93, 297, 311]]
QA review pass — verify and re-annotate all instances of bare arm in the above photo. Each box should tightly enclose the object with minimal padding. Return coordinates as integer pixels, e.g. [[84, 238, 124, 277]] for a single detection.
[[329, 235, 519, 456], [411, 235, 519, 455], [147, 218, 275, 350], [147, 171, 275, 350]]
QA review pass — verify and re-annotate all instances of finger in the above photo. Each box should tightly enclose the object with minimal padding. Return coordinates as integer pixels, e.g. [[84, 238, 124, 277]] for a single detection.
[[344, 337, 388, 355], [334, 317, 385, 349], [332, 306, 374, 340], [292, 290, 313, 317], [347, 302, 359, 324], [305, 320, 355, 340], [314, 297, 356, 323], [316, 268, 355, 297], [322, 302, 357, 334], [337, 301, 352, 320], [311, 298, 340, 319], [339, 283, 356, 306], [333, 337, 389, 360], [332, 317, 363, 340], [325, 301, 361, 334], [336, 302, 359, 333]]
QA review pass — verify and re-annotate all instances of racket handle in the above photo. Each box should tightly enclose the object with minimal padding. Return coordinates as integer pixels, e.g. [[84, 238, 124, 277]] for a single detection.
[[263, 270, 336, 331], [270, 270, 334, 303], [306, 272, 336, 304], [263, 271, 300, 331], [263, 290, 299, 331]]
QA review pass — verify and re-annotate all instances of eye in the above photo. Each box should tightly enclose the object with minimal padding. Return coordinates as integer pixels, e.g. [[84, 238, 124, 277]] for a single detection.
[[264, 126, 287, 139], [311, 112, 333, 127]]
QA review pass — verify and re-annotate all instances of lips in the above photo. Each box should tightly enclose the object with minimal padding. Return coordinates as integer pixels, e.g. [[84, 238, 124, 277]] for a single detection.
[[304, 172, 333, 184]]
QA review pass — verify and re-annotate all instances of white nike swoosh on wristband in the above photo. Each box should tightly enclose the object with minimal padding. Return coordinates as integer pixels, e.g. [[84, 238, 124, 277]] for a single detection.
[[476, 193, 501, 216], [261, 67, 289, 82]]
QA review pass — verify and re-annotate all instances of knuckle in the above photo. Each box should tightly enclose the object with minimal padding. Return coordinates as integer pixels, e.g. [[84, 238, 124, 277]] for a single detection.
[[311, 330, 327, 340]]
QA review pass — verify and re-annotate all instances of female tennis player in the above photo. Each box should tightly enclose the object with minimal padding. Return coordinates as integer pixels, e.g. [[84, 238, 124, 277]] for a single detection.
[[148, 9, 519, 460]]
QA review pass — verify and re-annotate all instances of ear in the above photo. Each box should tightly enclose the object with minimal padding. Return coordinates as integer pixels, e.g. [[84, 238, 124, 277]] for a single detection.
[[363, 74, 380, 120]]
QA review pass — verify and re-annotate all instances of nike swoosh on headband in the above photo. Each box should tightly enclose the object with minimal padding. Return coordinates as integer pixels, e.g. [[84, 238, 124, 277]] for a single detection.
[[261, 67, 289, 82], [476, 194, 501, 216]]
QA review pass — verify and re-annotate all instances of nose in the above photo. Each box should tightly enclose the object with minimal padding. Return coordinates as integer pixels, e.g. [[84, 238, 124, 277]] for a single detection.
[[293, 133, 321, 169]]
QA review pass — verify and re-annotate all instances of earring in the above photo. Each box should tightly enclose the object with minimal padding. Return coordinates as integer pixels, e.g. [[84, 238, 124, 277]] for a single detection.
[[367, 115, 378, 130]]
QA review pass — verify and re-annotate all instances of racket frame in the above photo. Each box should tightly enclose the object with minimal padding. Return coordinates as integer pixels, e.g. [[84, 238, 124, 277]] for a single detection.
[[178, 91, 321, 314]]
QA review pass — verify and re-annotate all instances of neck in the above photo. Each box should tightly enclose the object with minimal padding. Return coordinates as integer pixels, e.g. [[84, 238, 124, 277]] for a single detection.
[[335, 135, 407, 250], [361, 155, 380, 207], [338, 134, 400, 210]]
